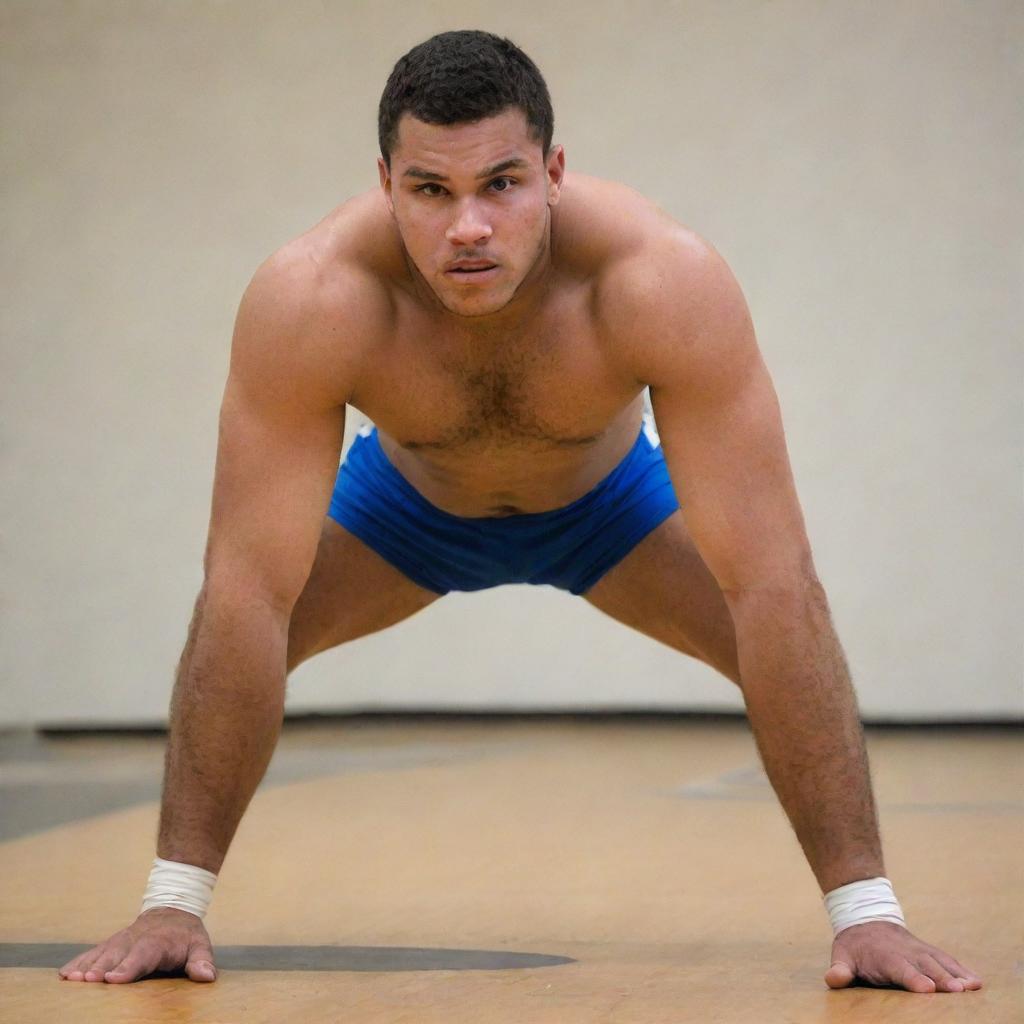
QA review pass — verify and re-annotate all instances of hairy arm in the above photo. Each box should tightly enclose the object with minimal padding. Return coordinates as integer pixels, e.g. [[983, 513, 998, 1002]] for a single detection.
[[57, 254, 390, 985], [592, 223, 981, 995], [158, 254, 367, 873], [605, 231, 883, 894]]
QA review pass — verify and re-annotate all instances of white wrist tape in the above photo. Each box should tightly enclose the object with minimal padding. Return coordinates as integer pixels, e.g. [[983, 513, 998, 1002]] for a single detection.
[[141, 857, 218, 919], [824, 876, 906, 937]]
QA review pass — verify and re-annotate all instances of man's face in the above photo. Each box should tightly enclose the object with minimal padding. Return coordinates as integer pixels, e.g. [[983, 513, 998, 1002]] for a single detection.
[[379, 107, 564, 319]]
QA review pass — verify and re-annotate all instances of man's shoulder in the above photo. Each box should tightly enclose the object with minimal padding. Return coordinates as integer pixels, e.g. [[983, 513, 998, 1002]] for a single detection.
[[564, 175, 752, 381], [254, 190, 398, 331], [557, 173, 702, 269], [231, 192, 397, 405], [560, 175, 720, 315]]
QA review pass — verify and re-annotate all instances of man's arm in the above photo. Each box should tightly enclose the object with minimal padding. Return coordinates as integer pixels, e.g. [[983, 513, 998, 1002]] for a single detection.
[[642, 249, 881, 898], [157, 276, 347, 875], [600, 228, 980, 993], [60, 253, 371, 984]]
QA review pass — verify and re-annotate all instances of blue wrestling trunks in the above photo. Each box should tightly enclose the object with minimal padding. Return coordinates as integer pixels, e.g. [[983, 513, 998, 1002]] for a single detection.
[[327, 415, 680, 596]]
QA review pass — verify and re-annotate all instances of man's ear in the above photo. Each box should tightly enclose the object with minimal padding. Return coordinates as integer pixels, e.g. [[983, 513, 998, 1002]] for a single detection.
[[546, 145, 566, 207], [378, 157, 394, 215]]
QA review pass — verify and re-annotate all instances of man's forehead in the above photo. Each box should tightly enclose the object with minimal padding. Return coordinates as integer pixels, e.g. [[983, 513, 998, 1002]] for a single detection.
[[391, 108, 539, 174]]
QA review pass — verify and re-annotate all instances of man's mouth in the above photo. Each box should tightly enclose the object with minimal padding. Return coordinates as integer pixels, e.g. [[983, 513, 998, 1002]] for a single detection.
[[446, 263, 500, 283]]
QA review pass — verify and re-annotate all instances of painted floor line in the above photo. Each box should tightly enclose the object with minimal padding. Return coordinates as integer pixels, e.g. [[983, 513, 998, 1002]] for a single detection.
[[0, 943, 577, 972]]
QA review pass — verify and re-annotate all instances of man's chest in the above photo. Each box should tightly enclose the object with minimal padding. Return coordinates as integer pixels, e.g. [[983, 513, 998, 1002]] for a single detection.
[[351, 311, 640, 453]]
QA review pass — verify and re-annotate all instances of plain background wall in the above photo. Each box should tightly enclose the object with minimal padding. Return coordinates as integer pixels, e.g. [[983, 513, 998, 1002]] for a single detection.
[[2, 1, 1020, 728]]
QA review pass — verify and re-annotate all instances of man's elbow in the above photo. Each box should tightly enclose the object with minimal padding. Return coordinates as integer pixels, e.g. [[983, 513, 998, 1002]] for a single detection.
[[717, 544, 820, 603], [720, 565, 835, 666], [201, 564, 299, 621]]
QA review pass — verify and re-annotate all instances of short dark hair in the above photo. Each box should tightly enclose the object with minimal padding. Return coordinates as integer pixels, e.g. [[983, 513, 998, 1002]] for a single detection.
[[378, 30, 554, 168]]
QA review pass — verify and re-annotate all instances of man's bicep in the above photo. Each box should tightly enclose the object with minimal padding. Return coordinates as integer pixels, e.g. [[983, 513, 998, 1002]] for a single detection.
[[203, 375, 345, 610], [638, 234, 815, 593], [601, 225, 814, 596], [651, 353, 813, 593], [200, 257, 355, 610]]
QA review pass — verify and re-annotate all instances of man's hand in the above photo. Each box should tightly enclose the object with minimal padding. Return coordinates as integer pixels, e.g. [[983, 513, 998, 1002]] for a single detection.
[[57, 907, 216, 984], [825, 921, 983, 993]]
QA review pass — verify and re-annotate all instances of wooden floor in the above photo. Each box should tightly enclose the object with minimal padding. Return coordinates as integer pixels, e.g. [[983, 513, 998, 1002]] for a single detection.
[[0, 715, 1020, 1022]]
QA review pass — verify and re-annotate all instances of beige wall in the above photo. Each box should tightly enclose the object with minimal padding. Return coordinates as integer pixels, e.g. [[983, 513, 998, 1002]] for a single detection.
[[2, 1, 1020, 727]]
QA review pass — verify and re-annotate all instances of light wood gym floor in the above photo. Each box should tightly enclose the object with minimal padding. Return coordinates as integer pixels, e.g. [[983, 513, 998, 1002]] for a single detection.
[[0, 714, 1020, 1023]]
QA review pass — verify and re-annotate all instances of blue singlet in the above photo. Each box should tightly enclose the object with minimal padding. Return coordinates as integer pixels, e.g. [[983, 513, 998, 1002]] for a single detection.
[[327, 415, 680, 596]]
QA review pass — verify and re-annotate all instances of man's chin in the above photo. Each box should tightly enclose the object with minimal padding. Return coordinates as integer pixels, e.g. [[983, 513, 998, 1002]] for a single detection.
[[446, 301, 511, 318], [437, 288, 515, 319]]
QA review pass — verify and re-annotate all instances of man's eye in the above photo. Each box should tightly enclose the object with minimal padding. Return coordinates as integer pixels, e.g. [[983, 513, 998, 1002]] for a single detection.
[[490, 176, 515, 192], [417, 183, 447, 196]]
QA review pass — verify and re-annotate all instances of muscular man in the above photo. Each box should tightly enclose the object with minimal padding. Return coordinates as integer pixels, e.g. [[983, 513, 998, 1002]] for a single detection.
[[59, 30, 981, 993]]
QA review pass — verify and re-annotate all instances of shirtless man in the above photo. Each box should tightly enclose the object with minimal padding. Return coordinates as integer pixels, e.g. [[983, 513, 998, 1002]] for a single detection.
[[59, 30, 981, 993]]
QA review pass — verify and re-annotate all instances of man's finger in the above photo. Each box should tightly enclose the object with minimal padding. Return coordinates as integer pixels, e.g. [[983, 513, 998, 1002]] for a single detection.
[[85, 948, 127, 982], [824, 960, 855, 989], [930, 950, 983, 988], [185, 958, 217, 982], [898, 959, 937, 993], [64, 951, 104, 982], [102, 947, 161, 984], [58, 954, 86, 980], [104, 953, 144, 983], [918, 954, 969, 992], [185, 937, 218, 982], [57, 954, 83, 979]]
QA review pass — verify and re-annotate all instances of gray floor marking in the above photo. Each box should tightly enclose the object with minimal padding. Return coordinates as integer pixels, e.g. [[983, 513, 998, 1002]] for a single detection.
[[881, 800, 1024, 815], [0, 736, 543, 842], [657, 763, 1024, 814], [2, 943, 576, 973]]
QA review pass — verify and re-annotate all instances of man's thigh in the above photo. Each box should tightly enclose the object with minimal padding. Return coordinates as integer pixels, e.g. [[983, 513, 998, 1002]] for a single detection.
[[583, 509, 741, 685], [287, 517, 442, 672]]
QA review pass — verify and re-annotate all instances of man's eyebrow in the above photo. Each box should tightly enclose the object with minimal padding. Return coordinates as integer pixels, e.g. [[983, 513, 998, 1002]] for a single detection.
[[402, 158, 530, 181], [476, 158, 530, 178], [402, 167, 447, 181]]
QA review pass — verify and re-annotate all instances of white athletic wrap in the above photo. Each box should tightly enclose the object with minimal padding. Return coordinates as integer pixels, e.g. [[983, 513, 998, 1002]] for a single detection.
[[824, 876, 906, 937], [141, 857, 218, 919]]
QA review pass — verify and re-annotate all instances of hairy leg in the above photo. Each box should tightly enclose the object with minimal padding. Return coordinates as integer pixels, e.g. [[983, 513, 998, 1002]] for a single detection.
[[583, 510, 741, 685], [287, 517, 442, 672]]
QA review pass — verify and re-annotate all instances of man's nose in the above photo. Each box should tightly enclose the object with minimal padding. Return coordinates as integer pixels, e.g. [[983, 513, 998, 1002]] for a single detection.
[[445, 199, 492, 247]]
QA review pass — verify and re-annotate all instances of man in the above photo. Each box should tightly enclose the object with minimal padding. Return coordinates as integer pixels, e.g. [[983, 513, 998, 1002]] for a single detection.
[[59, 30, 981, 993]]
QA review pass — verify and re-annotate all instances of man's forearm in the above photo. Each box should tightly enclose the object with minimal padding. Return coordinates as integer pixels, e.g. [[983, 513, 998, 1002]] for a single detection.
[[156, 583, 289, 875], [726, 577, 885, 894]]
